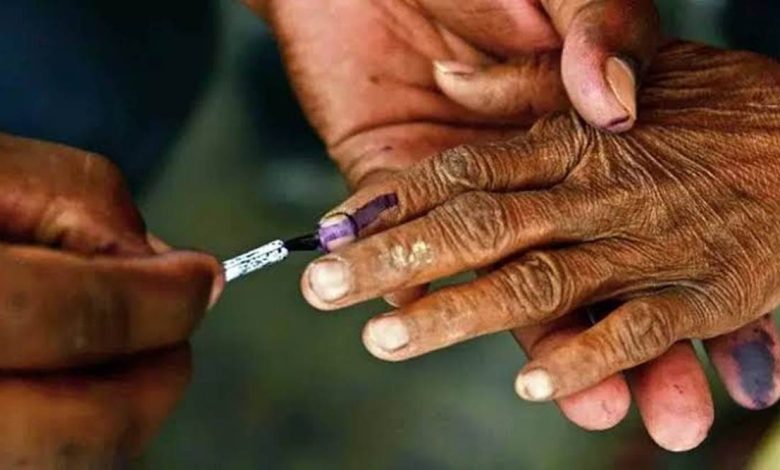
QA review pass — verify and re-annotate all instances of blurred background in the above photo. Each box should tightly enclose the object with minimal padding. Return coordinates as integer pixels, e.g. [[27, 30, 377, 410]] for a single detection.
[[2, 0, 780, 468]]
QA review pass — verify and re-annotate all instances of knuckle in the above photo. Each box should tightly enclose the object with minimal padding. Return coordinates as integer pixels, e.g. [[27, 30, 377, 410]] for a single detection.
[[433, 145, 491, 189], [611, 301, 677, 364], [492, 252, 567, 322], [682, 285, 735, 335], [433, 191, 512, 256], [85, 152, 126, 190]]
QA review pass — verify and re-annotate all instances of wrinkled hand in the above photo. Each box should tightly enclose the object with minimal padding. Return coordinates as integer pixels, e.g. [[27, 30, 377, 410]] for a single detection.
[[252, 0, 777, 452], [0, 347, 190, 467], [0, 134, 222, 370], [301, 43, 780, 450]]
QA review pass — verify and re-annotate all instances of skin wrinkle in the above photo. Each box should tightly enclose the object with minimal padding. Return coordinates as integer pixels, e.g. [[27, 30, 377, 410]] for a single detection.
[[375, 0, 454, 62], [276, 0, 780, 440], [311, 44, 780, 401]]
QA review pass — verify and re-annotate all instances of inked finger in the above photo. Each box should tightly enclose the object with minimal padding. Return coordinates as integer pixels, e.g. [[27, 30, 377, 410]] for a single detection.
[[361, 241, 641, 361], [318, 124, 582, 247], [705, 314, 780, 410], [630, 342, 714, 452], [305, 188, 599, 310], [0, 246, 222, 370], [515, 292, 696, 401]]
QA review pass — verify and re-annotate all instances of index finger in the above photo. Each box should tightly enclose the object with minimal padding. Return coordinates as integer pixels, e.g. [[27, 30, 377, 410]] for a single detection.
[[303, 186, 606, 310], [316, 120, 581, 251]]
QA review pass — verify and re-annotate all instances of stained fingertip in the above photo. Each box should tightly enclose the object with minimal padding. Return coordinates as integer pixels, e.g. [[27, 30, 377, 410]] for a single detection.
[[317, 213, 357, 252], [631, 343, 713, 452], [706, 316, 780, 410], [320, 193, 400, 244], [557, 374, 631, 431]]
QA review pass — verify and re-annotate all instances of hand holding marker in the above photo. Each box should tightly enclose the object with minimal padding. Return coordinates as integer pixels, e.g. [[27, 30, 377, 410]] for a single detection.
[[223, 195, 398, 282]]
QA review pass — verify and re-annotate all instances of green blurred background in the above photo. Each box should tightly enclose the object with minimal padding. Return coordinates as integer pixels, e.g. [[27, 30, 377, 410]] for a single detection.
[[127, 1, 780, 468]]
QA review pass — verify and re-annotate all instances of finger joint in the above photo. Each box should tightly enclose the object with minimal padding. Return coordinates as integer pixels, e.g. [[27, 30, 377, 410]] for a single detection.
[[433, 192, 512, 258], [492, 252, 568, 323]]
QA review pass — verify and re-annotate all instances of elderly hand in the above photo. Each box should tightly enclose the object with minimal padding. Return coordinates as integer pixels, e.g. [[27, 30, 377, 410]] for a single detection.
[[0, 133, 222, 370], [300, 42, 780, 450]]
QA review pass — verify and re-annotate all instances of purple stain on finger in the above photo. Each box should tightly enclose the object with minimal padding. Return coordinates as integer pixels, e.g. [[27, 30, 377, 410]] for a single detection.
[[318, 214, 358, 252], [733, 327, 776, 409], [351, 193, 399, 230], [317, 193, 399, 252]]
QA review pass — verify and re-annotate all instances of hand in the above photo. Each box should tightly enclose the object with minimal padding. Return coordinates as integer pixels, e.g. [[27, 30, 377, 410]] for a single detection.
[[254, 0, 767, 451], [300, 42, 780, 450], [0, 133, 222, 370], [0, 346, 191, 467], [255, 0, 660, 187]]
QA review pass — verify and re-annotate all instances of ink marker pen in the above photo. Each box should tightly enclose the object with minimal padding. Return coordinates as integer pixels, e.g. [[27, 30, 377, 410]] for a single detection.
[[222, 194, 398, 283]]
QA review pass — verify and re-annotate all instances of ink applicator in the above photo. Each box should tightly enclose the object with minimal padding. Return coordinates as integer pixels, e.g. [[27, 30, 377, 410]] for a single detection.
[[223, 194, 397, 283]]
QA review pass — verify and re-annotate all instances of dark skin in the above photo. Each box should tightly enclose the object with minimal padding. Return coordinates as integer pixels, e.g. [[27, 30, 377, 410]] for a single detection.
[[252, 0, 780, 451], [299, 42, 780, 452], [0, 346, 191, 467], [0, 0, 772, 455], [0, 134, 221, 370]]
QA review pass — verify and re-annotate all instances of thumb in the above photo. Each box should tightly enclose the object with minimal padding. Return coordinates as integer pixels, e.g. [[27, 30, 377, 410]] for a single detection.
[[433, 52, 569, 120], [431, 1, 660, 132], [542, 0, 661, 132]]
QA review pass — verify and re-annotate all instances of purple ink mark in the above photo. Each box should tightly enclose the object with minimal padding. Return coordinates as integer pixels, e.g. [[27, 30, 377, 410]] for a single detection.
[[316, 193, 399, 252], [317, 216, 357, 251], [733, 329, 776, 409], [351, 193, 399, 230]]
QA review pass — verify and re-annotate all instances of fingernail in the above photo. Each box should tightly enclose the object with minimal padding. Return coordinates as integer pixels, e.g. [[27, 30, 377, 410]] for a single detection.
[[307, 258, 351, 302], [515, 369, 555, 401], [208, 256, 227, 309], [434, 60, 476, 77], [147, 233, 173, 254], [318, 213, 357, 252], [366, 316, 410, 353], [605, 57, 637, 130], [208, 274, 225, 309]]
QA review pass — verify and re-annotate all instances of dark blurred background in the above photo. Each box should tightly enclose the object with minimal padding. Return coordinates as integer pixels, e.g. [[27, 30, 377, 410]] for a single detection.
[[2, 0, 780, 468]]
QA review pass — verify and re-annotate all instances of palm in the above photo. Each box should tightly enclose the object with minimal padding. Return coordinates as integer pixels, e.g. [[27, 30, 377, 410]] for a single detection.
[[268, 0, 560, 185]]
